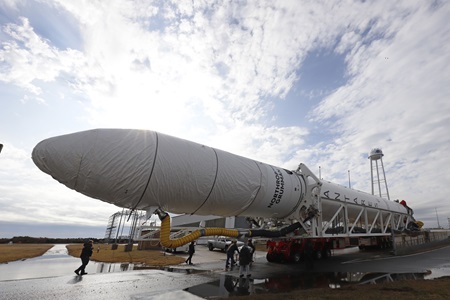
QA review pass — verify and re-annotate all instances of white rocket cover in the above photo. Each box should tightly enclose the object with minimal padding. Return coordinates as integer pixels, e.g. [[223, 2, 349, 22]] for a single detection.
[[32, 128, 305, 218], [33, 129, 156, 209]]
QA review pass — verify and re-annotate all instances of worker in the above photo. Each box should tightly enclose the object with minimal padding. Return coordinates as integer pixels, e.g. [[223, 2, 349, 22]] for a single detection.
[[185, 241, 195, 265], [238, 241, 252, 277], [400, 199, 413, 215], [225, 240, 240, 270], [74, 240, 93, 275]]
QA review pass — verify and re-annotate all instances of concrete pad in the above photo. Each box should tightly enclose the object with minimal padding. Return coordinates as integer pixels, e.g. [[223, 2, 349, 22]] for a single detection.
[[0, 269, 213, 300]]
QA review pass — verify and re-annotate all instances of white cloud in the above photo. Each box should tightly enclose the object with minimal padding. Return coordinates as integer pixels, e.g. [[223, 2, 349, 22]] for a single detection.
[[305, 2, 450, 226], [0, 17, 86, 95], [0, 0, 23, 10]]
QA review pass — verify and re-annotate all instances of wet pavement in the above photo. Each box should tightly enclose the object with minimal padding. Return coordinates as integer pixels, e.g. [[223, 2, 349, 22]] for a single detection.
[[1, 244, 450, 299]]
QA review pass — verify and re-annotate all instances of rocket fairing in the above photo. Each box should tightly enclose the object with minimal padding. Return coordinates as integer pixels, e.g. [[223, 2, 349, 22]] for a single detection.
[[32, 129, 305, 219]]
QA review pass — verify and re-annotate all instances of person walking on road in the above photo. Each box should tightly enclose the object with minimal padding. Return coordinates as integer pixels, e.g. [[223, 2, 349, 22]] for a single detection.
[[185, 241, 195, 265], [238, 241, 252, 277], [75, 240, 93, 275], [226, 240, 240, 270]]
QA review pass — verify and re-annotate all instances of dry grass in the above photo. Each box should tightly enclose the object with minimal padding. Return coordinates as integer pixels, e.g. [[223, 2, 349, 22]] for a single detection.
[[0, 244, 53, 263], [66, 244, 185, 266]]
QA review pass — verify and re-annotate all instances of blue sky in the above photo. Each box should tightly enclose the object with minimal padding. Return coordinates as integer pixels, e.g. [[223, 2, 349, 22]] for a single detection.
[[1, 0, 450, 238]]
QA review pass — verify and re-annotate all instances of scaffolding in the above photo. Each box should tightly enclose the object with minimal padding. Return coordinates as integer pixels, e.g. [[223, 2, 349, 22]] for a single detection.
[[104, 209, 145, 244], [104, 211, 121, 242]]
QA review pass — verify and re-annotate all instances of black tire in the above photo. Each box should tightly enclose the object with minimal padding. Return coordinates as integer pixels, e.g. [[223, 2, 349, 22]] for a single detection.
[[322, 248, 331, 259], [314, 250, 323, 260], [292, 252, 302, 263], [208, 244, 214, 251]]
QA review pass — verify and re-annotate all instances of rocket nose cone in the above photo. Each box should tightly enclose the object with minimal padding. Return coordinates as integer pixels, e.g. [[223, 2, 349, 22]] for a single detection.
[[32, 128, 157, 209], [32, 140, 52, 175], [32, 131, 92, 189]]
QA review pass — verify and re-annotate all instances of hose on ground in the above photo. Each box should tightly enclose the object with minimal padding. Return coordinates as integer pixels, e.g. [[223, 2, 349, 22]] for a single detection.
[[156, 209, 239, 248]]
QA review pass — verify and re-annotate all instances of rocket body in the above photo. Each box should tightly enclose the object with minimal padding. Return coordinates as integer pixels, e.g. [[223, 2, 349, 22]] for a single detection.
[[32, 129, 305, 219]]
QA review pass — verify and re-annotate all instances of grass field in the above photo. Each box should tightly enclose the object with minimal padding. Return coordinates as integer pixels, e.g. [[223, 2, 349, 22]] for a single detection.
[[0, 244, 53, 263], [66, 243, 185, 266]]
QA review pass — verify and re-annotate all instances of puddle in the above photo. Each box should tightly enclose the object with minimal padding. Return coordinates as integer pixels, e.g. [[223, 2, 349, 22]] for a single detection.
[[184, 271, 430, 298], [160, 266, 209, 275], [424, 266, 450, 280]]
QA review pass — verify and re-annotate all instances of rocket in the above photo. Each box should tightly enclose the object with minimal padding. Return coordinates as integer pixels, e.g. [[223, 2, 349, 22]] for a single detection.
[[32, 128, 413, 232]]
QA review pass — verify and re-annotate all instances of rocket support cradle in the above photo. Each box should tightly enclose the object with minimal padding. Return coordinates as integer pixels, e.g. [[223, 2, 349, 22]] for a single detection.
[[31, 128, 418, 248]]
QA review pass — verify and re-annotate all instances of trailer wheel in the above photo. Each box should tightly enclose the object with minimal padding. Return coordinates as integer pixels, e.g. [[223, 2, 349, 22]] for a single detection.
[[314, 250, 323, 260], [292, 252, 302, 263]]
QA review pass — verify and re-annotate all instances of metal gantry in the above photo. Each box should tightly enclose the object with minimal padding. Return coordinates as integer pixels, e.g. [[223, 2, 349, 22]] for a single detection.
[[104, 209, 145, 243], [292, 163, 413, 239]]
